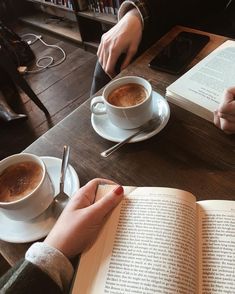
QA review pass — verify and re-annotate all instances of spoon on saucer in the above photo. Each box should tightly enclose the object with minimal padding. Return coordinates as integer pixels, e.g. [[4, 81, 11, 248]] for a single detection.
[[100, 117, 161, 158], [46, 145, 70, 215], [54, 145, 70, 204]]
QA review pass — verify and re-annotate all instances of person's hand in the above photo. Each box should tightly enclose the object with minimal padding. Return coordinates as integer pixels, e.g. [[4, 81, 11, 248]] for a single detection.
[[214, 87, 235, 134], [97, 8, 142, 78], [44, 178, 124, 258]]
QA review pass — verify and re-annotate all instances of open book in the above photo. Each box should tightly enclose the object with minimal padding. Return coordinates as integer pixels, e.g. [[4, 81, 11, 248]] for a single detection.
[[166, 40, 235, 122], [71, 185, 235, 293]]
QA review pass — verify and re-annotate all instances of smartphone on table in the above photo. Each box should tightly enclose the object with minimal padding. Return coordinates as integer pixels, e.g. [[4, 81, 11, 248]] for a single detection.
[[148, 31, 210, 74]]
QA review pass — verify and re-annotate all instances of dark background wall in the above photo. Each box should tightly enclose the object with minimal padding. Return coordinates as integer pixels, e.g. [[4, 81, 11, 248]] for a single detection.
[[0, 0, 29, 22]]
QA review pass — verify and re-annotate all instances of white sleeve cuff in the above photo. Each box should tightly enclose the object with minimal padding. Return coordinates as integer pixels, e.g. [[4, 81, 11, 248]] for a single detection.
[[118, 1, 144, 29], [25, 242, 74, 291]]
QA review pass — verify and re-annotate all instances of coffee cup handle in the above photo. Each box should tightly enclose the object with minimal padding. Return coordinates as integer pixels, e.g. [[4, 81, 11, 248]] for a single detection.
[[90, 96, 107, 115]]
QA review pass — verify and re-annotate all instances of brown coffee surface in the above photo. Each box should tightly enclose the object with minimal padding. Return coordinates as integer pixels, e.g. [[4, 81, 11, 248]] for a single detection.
[[0, 161, 43, 202], [108, 83, 148, 107]]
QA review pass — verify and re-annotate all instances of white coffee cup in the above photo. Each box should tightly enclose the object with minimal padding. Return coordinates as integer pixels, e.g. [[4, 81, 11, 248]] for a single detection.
[[90, 76, 153, 129], [0, 153, 54, 221]]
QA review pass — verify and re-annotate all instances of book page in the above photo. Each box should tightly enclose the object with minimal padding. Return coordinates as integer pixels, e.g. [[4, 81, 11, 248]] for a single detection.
[[166, 40, 235, 114], [72, 186, 197, 294], [197, 200, 235, 293]]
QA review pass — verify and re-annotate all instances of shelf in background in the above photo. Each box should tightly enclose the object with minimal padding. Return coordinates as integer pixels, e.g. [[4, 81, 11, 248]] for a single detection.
[[77, 11, 117, 25], [20, 12, 82, 44], [26, 0, 73, 12]]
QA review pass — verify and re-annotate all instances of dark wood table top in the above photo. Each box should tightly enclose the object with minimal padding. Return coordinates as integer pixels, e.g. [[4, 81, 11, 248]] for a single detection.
[[1, 26, 235, 266]]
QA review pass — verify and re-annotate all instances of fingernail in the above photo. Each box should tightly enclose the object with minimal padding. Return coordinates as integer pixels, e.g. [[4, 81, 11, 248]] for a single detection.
[[113, 185, 124, 195]]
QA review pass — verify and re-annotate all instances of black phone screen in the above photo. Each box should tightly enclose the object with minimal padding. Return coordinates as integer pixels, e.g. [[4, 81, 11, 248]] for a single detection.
[[148, 31, 210, 74]]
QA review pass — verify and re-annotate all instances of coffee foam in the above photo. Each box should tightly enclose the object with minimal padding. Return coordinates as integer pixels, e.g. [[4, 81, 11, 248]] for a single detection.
[[0, 161, 43, 202], [108, 83, 148, 107]]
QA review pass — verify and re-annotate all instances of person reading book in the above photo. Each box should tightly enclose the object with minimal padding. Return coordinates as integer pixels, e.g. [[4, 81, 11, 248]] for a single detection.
[[91, 0, 235, 134], [165, 38, 235, 134], [0, 178, 124, 294], [72, 185, 235, 293], [2, 180, 235, 293]]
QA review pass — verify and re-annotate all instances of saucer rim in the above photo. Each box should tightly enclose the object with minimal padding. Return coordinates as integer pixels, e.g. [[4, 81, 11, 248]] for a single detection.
[[91, 91, 170, 143], [0, 156, 79, 243]]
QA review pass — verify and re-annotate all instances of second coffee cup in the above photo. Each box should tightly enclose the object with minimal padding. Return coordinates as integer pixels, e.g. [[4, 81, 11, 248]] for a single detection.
[[90, 76, 153, 129], [0, 153, 54, 221]]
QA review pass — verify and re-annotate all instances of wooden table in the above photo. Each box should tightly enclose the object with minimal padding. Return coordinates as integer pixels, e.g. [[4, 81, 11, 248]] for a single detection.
[[1, 26, 235, 266]]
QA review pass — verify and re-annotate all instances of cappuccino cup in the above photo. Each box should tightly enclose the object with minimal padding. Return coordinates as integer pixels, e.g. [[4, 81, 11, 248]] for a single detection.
[[0, 153, 54, 221], [90, 76, 153, 129]]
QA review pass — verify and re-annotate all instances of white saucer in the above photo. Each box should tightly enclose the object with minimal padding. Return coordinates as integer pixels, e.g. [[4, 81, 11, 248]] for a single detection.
[[91, 91, 170, 143], [0, 156, 80, 243]]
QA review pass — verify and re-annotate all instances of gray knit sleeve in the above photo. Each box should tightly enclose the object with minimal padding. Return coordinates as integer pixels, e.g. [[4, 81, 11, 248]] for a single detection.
[[25, 242, 74, 291]]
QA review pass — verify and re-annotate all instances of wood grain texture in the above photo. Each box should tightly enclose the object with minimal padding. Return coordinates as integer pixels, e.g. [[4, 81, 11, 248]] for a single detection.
[[1, 26, 235, 267]]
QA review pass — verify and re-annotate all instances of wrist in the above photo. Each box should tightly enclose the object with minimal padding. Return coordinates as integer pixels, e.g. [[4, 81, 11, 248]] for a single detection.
[[118, 6, 144, 30]]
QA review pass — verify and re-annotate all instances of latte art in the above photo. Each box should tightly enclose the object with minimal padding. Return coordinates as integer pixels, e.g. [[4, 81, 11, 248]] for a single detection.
[[108, 83, 148, 107]]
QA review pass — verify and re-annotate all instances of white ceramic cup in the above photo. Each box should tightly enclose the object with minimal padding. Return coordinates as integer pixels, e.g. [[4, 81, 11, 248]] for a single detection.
[[90, 76, 153, 129], [0, 153, 54, 221]]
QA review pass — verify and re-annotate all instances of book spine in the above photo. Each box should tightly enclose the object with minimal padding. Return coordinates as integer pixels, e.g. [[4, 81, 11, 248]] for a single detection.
[[68, 0, 73, 9], [104, 0, 109, 13], [113, 0, 118, 15], [95, 0, 99, 12], [96, 0, 101, 13], [87, 0, 92, 11], [98, 0, 104, 13], [75, 0, 88, 11]]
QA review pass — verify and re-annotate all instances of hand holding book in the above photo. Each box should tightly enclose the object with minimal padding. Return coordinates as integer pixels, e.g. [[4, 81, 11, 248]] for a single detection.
[[0, 179, 124, 292], [45, 179, 124, 258], [2, 181, 234, 293], [166, 40, 235, 134], [72, 185, 235, 293]]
